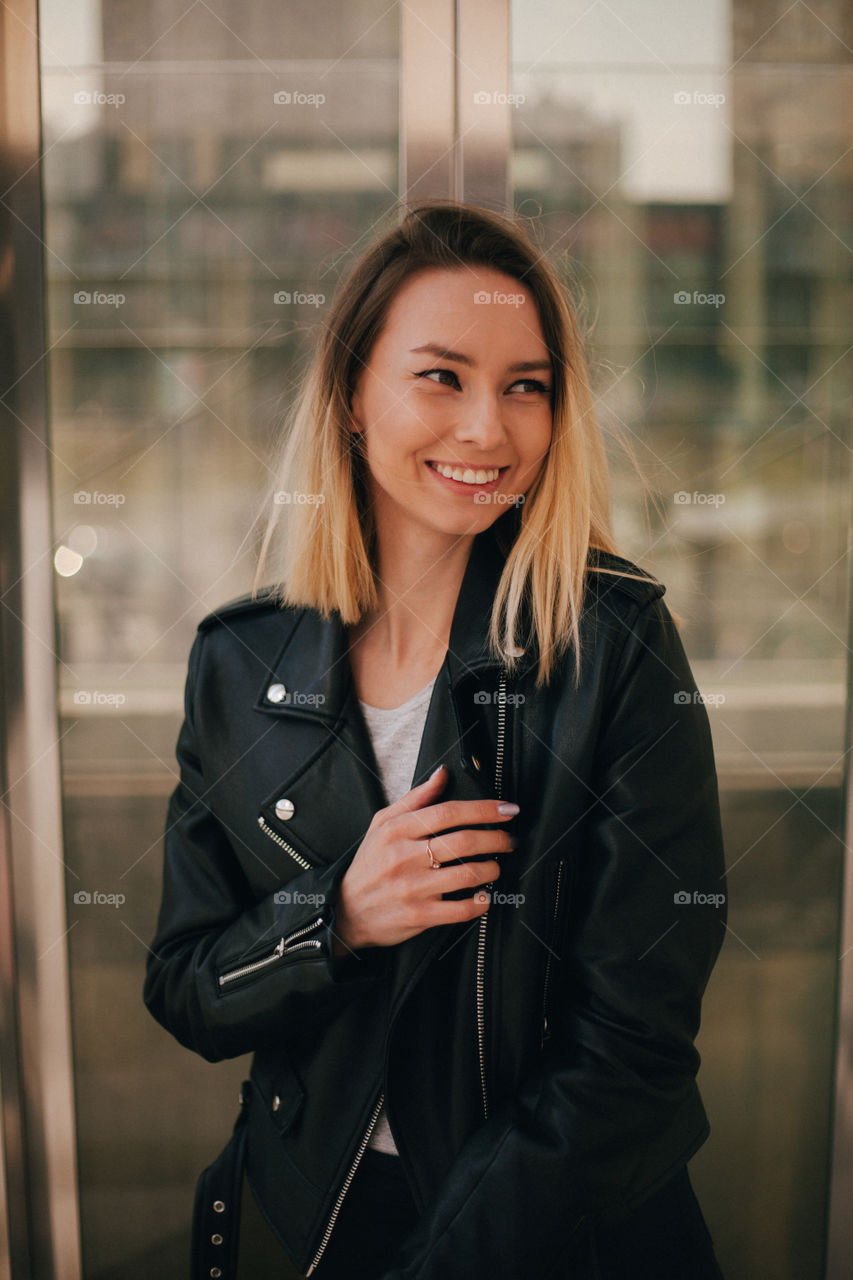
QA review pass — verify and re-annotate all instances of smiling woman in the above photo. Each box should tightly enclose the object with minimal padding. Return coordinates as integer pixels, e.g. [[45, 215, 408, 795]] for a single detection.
[[143, 201, 727, 1280]]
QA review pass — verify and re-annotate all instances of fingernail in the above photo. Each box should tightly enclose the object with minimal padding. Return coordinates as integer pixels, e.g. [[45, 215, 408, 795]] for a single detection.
[[429, 764, 446, 780], [497, 802, 520, 815]]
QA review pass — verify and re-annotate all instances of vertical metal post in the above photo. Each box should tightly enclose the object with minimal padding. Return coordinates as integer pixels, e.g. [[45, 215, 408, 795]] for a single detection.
[[454, 0, 511, 210], [400, 0, 456, 201], [0, 1, 83, 1277], [399, 0, 511, 210], [826, 535, 853, 1279]]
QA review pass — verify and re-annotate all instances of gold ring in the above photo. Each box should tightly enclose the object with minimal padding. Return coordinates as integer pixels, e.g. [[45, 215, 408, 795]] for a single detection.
[[426, 838, 441, 869]]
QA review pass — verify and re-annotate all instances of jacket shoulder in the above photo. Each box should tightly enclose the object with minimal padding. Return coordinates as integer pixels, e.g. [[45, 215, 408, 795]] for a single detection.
[[196, 585, 294, 633], [584, 547, 666, 608]]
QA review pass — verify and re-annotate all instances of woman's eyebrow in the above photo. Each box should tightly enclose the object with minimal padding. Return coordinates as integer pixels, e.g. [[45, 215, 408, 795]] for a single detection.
[[409, 342, 551, 374]]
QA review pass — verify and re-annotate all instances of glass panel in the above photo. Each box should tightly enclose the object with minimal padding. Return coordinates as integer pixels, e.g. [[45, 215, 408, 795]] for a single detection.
[[38, 2, 399, 1273], [511, 3, 850, 1277]]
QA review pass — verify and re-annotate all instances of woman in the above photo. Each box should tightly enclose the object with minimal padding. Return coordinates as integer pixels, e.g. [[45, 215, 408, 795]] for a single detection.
[[143, 200, 727, 1280]]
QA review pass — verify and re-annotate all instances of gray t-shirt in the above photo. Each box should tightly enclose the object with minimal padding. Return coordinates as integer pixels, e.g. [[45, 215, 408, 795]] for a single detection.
[[357, 675, 437, 1156]]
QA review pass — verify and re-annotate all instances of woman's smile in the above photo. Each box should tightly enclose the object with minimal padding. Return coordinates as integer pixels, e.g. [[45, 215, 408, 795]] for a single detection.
[[424, 459, 511, 491]]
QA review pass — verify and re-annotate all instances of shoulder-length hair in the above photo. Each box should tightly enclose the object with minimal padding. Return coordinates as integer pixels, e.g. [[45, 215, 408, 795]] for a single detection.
[[253, 199, 650, 689]]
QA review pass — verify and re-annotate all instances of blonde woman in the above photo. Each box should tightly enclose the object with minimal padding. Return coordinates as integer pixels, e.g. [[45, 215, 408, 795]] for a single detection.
[[144, 201, 727, 1280]]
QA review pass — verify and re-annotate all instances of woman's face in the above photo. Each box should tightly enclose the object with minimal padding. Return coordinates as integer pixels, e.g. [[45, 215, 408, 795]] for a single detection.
[[350, 266, 553, 544]]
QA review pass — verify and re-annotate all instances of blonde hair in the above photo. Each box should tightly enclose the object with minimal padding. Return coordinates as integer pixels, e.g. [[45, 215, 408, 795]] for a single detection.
[[253, 199, 656, 689]]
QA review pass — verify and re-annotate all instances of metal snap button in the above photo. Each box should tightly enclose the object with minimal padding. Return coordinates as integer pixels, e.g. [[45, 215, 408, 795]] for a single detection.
[[272, 1094, 281, 1112], [470, 755, 481, 771], [212, 1200, 225, 1213], [275, 797, 295, 821], [211, 1233, 223, 1245], [266, 683, 287, 704], [210, 1269, 222, 1278]]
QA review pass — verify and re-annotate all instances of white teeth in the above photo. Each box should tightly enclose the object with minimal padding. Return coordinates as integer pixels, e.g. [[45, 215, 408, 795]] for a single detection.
[[431, 462, 501, 484]]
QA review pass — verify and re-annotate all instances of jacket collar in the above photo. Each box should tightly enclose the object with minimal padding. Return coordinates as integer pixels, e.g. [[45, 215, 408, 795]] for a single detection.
[[254, 505, 526, 723]]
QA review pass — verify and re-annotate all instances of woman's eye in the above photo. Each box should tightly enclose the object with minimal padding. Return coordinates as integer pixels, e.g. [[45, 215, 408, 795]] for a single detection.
[[415, 368, 459, 388], [511, 378, 552, 396]]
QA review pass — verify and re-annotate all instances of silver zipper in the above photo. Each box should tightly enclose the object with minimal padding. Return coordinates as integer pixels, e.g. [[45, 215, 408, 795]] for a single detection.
[[218, 916, 324, 988], [541, 858, 565, 1047], [475, 669, 508, 1120], [258, 814, 313, 869], [306, 1091, 385, 1275]]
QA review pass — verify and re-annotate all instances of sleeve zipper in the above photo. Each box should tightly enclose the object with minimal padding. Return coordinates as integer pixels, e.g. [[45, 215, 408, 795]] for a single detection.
[[218, 915, 325, 988]]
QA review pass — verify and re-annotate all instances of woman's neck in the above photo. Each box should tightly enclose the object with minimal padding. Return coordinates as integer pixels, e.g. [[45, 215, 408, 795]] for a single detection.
[[352, 522, 475, 668]]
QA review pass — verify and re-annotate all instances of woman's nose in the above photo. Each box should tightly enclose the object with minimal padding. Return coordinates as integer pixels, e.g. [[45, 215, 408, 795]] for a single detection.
[[454, 394, 508, 449]]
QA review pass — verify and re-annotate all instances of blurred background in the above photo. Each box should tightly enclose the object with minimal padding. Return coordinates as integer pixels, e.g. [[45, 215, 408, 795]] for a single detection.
[[1, 0, 851, 1276]]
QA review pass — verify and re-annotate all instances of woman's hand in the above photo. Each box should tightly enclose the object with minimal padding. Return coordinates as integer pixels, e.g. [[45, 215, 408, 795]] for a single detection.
[[332, 764, 519, 953]]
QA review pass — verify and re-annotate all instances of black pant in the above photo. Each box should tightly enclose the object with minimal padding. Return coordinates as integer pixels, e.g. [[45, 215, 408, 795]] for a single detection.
[[236, 1151, 723, 1280]]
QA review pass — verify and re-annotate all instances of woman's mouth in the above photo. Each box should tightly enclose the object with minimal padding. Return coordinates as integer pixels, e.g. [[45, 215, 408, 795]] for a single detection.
[[426, 460, 509, 491]]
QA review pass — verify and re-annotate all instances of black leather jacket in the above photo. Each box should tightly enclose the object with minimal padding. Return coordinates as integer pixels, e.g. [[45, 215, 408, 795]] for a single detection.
[[143, 518, 726, 1278]]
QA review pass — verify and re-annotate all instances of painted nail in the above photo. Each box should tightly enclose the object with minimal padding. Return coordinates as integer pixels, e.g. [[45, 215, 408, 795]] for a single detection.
[[497, 802, 520, 815]]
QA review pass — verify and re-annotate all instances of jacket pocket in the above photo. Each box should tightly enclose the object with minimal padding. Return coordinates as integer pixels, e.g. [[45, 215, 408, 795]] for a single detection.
[[251, 1054, 306, 1138], [541, 856, 567, 1048]]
